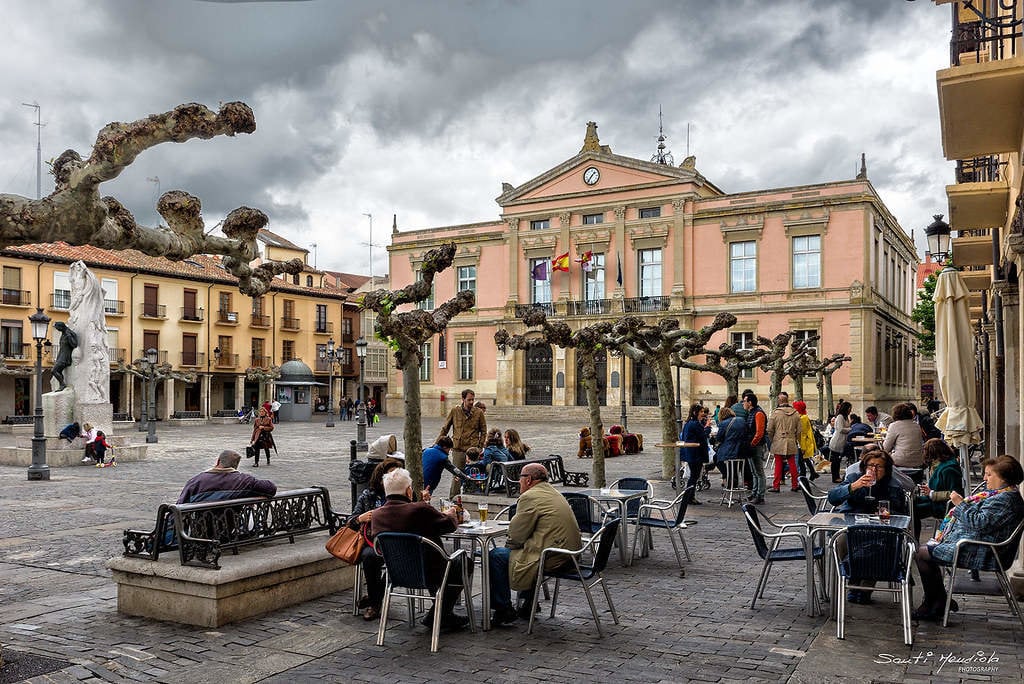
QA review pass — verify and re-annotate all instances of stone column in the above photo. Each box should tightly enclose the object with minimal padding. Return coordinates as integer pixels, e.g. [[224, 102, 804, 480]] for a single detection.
[[235, 378, 246, 412], [671, 198, 687, 307], [558, 211, 572, 303], [201, 373, 211, 418], [506, 217, 520, 305], [613, 206, 626, 299], [994, 282, 1019, 456]]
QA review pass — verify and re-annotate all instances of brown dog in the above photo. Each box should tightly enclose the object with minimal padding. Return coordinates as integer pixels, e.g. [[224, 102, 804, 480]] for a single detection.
[[578, 427, 593, 458]]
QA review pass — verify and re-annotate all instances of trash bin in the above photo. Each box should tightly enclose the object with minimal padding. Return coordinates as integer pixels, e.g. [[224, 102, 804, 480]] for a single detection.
[[349, 460, 375, 490]]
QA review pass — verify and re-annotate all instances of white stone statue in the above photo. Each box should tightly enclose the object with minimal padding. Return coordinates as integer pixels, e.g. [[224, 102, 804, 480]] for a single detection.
[[64, 260, 110, 404]]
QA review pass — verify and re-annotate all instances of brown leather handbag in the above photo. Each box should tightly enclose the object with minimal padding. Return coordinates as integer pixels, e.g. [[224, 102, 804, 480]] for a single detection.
[[325, 524, 364, 564]]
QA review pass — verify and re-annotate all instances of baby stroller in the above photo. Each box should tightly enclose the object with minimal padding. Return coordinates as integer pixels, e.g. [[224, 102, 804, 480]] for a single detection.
[[238, 407, 255, 424], [672, 461, 713, 491]]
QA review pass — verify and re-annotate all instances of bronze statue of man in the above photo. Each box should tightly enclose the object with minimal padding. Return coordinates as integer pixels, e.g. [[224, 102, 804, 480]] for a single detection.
[[52, 321, 78, 391]]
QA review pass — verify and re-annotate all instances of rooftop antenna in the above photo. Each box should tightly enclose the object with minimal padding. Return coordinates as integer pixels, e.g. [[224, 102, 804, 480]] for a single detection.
[[310, 242, 317, 270], [651, 106, 674, 166], [21, 102, 42, 199]]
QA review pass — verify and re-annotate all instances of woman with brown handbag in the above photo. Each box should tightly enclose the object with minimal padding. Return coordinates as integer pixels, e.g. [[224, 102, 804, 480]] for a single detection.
[[249, 407, 275, 467]]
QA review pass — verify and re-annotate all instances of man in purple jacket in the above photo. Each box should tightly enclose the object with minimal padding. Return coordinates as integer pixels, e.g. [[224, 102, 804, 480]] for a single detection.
[[177, 450, 277, 503]]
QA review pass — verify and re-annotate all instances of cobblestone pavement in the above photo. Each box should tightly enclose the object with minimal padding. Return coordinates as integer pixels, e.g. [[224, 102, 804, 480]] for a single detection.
[[1, 416, 1021, 683]]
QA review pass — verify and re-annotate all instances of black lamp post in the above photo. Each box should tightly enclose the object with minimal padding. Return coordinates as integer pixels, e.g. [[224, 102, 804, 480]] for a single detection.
[[319, 338, 341, 428], [610, 348, 627, 431], [27, 307, 51, 481], [145, 347, 159, 444], [355, 335, 368, 452], [207, 345, 221, 418], [926, 214, 952, 264]]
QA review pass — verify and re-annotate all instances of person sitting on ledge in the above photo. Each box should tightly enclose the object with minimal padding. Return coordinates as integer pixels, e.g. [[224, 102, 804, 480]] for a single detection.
[[177, 449, 277, 503]]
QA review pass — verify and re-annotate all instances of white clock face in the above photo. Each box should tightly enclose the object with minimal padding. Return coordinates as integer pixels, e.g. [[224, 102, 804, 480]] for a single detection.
[[583, 167, 600, 185]]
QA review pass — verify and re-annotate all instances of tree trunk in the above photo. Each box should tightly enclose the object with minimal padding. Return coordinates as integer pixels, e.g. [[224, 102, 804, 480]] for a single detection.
[[768, 368, 783, 411], [816, 371, 825, 423], [401, 354, 424, 493], [824, 372, 835, 422], [793, 373, 805, 402], [653, 353, 678, 479], [726, 375, 740, 400], [580, 354, 607, 487]]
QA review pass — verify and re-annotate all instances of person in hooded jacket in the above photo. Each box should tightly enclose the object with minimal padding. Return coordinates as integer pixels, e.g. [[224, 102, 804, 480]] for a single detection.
[[767, 391, 802, 492], [367, 434, 401, 462]]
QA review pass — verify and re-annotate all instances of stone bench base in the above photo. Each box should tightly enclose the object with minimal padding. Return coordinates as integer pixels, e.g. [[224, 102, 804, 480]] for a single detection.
[[106, 535, 355, 627]]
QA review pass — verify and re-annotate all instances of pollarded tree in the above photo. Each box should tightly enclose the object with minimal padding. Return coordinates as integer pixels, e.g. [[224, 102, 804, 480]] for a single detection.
[[760, 332, 818, 410], [672, 333, 776, 399], [246, 365, 282, 405], [604, 313, 738, 479], [495, 310, 614, 486], [0, 102, 302, 296], [811, 352, 852, 422], [362, 243, 474, 492], [784, 334, 820, 403]]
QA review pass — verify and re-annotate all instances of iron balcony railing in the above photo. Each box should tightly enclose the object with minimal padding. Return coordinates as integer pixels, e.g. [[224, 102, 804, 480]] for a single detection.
[[218, 310, 239, 324], [214, 353, 239, 368], [514, 303, 555, 318], [104, 299, 125, 315], [958, 228, 991, 238], [281, 316, 301, 331], [50, 291, 71, 310], [0, 342, 29, 360], [1, 289, 32, 306], [180, 351, 205, 366], [623, 296, 670, 313], [139, 304, 167, 319], [250, 355, 271, 369], [951, 0, 1022, 66], [136, 349, 169, 364], [180, 307, 205, 322], [568, 299, 613, 316], [955, 155, 1006, 184], [109, 348, 126, 365], [250, 313, 271, 328], [314, 321, 334, 335]]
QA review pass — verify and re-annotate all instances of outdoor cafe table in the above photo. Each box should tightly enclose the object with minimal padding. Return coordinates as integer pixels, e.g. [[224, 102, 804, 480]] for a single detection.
[[444, 521, 508, 631], [806, 511, 913, 616], [575, 488, 650, 566]]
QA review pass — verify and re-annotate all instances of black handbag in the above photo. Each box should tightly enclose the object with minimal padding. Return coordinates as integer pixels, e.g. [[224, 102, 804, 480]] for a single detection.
[[245, 445, 256, 459]]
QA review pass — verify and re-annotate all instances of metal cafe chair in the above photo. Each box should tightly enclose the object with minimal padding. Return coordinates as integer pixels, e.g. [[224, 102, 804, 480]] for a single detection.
[[797, 476, 830, 516], [374, 532, 476, 653], [721, 459, 749, 508], [741, 503, 825, 614], [831, 525, 916, 645], [940, 519, 1024, 628], [527, 518, 621, 637], [630, 485, 696, 571]]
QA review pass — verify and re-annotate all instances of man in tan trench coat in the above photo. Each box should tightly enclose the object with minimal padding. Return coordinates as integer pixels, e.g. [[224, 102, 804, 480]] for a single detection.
[[486, 463, 582, 625]]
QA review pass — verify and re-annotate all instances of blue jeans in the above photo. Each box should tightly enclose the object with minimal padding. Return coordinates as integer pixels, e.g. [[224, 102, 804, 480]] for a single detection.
[[749, 443, 767, 497], [489, 547, 513, 611]]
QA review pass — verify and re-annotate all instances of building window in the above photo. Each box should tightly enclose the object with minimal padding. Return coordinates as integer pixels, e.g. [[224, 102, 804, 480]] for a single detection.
[[584, 253, 606, 301], [315, 304, 328, 333], [792, 235, 821, 289], [730, 241, 757, 293], [306, 275, 313, 287], [52, 272, 71, 310], [582, 213, 604, 225], [2, 266, 22, 305], [416, 271, 435, 310], [419, 342, 432, 382], [530, 219, 550, 231], [0, 320, 24, 359], [102, 278, 119, 314], [639, 207, 661, 219], [282, 339, 295, 362], [457, 341, 473, 381], [457, 265, 476, 294], [530, 258, 551, 304], [732, 332, 755, 379], [793, 329, 818, 354], [638, 248, 662, 297]]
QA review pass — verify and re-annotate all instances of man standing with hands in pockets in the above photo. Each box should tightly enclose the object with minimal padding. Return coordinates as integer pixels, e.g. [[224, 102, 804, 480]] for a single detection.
[[438, 389, 487, 497]]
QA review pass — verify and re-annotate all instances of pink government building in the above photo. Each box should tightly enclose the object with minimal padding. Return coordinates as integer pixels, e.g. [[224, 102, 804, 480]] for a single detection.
[[387, 123, 920, 420]]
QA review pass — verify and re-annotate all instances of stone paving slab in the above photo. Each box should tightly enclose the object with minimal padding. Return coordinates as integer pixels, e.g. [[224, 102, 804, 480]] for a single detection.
[[1, 415, 1022, 682]]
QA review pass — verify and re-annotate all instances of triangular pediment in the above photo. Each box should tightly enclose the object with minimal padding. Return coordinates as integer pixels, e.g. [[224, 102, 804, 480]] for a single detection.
[[496, 151, 715, 207]]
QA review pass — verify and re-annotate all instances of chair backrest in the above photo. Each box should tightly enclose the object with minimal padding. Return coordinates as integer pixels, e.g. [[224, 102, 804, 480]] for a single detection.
[[589, 518, 622, 573], [496, 503, 518, 521], [562, 492, 597, 531], [797, 476, 820, 515], [374, 532, 443, 590], [841, 525, 910, 582], [959, 519, 1024, 570], [740, 503, 770, 560], [613, 477, 651, 517], [674, 486, 696, 526]]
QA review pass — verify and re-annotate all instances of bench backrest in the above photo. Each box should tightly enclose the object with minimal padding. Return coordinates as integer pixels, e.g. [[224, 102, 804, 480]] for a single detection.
[[491, 455, 566, 496]]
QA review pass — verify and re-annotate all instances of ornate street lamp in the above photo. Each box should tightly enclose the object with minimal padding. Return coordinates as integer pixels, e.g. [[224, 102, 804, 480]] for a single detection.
[[926, 214, 952, 264], [319, 338, 341, 428], [206, 345, 221, 418], [355, 335, 368, 452], [145, 347, 159, 444], [27, 307, 51, 481]]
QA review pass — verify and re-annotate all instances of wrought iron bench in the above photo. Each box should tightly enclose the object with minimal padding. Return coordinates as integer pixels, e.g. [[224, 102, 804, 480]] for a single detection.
[[213, 409, 240, 417], [447, 455, 588, 496], [121, 486, 346, 569], [2, 415, 34, 425], [171, 410, 203, 419]]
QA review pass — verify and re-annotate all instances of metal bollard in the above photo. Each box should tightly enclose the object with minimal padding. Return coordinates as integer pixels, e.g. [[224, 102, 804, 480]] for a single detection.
[[350, 439, 358, 504]]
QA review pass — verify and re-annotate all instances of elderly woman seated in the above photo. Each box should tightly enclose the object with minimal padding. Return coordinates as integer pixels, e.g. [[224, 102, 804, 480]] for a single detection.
[[609, 424, 643, 455], [912, 455, 1024, 621]]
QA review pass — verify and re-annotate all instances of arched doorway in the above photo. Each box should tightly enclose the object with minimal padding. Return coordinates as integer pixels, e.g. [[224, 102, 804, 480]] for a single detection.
[[575, 349, 607, 406], [524, 344, 553, 405], [632, 358, 659, 406]]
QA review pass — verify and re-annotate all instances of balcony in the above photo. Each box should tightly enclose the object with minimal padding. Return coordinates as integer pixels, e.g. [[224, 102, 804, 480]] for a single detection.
[[281, 316, 301, 331], [136, 349, 169, 364], [50, 291, 71, 311], [951, 228, 994, 267], [0, 342, 30, 361], [139, 304, 167, 319], [250, 313, 271, 328], [180, 307, 205, 323], [947, 156, 1010, 229], [104, 299, 125, 316], [959, 265, 993, 291], [281, 353, 298, 364], [109, 348, 126, 365], [937, 3, 1024, 159], [514, 303, 554, 318], [1, 289, 32, 306], [217, 310, 239, 325], [214, 353, 239, 368], [180, 351, 205, 367], [623, 296, 670, 313], [568, 299, 613, 316], [314, 321, 334, 335], [249, 354, 271, 369]]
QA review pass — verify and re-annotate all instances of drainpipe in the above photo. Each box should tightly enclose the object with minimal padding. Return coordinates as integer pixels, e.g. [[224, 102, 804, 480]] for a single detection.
[[129, 272, 139, 421], [206, 282, 215, 419], [992, 230, 1006, 454], [270, 290, 279, 405], [980, 293, 990, 453]]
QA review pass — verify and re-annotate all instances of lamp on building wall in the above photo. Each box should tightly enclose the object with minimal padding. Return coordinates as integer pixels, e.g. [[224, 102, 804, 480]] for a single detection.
[[925, 214, 952, 264], [27, 307, 51, 481], [319, 338, 342, 428], [355, 335, 368, 452]]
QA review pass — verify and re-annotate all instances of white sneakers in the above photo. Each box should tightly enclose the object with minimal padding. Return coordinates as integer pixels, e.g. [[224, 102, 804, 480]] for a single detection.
[[81, 457, 91, 463]]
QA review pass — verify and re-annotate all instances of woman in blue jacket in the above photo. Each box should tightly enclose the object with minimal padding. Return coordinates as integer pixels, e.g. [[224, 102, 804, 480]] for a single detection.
[[679, 403, 709, 504], [714, 406, 749, 478]]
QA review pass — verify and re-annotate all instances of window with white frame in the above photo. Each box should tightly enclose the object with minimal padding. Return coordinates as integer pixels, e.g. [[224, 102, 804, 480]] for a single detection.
[[530, 258, 551, 304], [792, 235, 821, 288], [415, 271, 435, 310], [457, 265, 476, 294], [419, 342, 432, 381], [457, 341, 473, 381], [638, 248, 662, 297], [732, 331, 755, 379], [582, 213, 604, 225], [102, 278, 119, 314], [639, 207, 661, 219], [530, 219, 550, 231], [730, 241, 757, 293], [584, 253, 606, 301], [53, 272, 71, 309]]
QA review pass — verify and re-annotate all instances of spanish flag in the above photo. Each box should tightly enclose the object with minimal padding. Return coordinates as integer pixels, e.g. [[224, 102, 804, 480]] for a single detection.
[[551, 252, 570, 272]]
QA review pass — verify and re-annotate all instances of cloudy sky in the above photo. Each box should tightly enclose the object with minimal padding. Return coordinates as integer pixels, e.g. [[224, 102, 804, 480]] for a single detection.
[[1, 0, 951, 276]]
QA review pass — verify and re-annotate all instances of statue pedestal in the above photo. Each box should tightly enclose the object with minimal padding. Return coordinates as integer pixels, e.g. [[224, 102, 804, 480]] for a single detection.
[[43, 389, 75, 437], [77, 403, 114, 434]]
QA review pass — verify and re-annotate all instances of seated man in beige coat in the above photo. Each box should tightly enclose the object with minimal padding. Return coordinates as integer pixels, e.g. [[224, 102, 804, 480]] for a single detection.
[[487, 463, 582, 626]]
